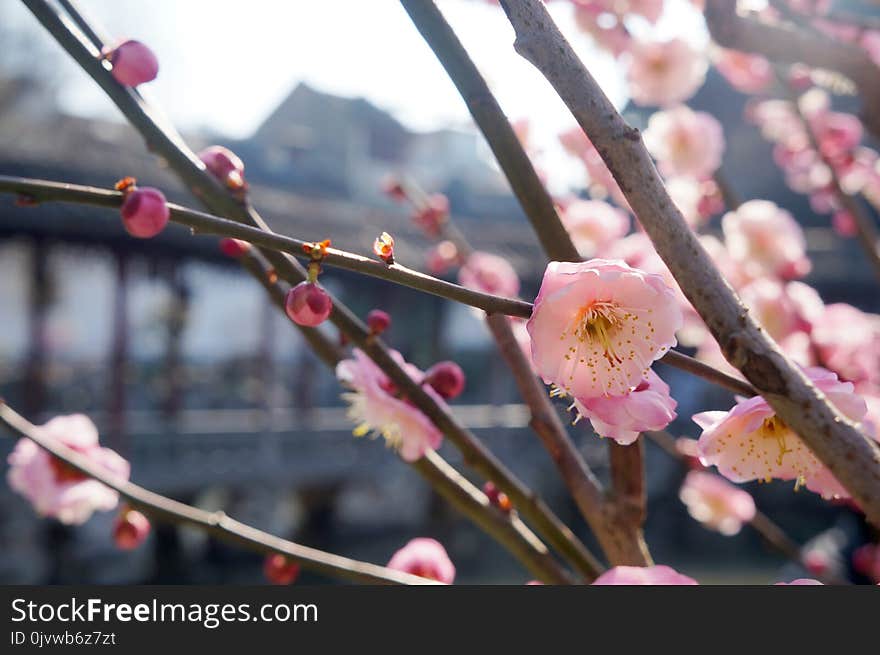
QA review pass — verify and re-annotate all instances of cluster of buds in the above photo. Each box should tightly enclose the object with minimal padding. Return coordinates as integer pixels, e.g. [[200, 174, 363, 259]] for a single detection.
[[285, 240, 333, 327], [115, 176, 169, 239], [102, 40, 159, 87]]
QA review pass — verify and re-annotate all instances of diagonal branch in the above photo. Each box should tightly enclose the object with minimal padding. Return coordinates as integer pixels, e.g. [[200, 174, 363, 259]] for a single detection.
[[0, 402, 435, 585], [499, 0, 880, 526]]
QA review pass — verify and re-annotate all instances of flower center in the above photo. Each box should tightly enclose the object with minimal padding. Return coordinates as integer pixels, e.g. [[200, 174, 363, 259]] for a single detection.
[[572, 301, 625, 365], [759, 415, 792, 466]]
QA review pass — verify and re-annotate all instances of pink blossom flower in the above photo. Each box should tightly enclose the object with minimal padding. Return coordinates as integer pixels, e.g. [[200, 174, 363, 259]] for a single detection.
[[738, 279, 822, 347], [528, 260, 682, 398], [626, 38, 707, 107], [458, 252, 520, 298], [7, 415, 130, 525], [571, 369, 677, 445], [666, 176, 723, 228], [644, 106, 725, 178], [560, 199, 630, 257], [694, 368, 869, 494], [722, 200, 811, 280], [714, 49, 773, 94], [336, 349, 443, 462], [811, 304, 880, 388], [679, 470, 756, 535], [387, 538, 455, 584], [425, 240, 460, 275], [593, 565, 698, 585]]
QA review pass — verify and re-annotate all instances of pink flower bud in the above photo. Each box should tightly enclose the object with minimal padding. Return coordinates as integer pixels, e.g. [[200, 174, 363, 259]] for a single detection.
[[113, 509, 150, 550], [423, 361, 465, 400], [120, 187, 169, 238], [285, 281, 332, 327], [219, 238, 251, 258], [199, 146, 246, 190], [263, 554, 301, 585], [381, 175, 408, 202], [107, 40, 159, 86], [367, 309, 391, 335], [411, 194, 449, 237], [373, 232, 395, 264]]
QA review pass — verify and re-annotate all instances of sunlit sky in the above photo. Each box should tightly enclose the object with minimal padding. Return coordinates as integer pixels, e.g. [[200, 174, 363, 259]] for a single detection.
[[4, 0, 707, 143]]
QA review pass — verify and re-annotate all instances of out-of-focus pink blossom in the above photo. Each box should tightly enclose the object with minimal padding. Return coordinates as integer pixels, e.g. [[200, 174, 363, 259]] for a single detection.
[[852, 543, 880, 582], [559, 199, 629, 257], [722, 200, 811, 280], [558, 128, 629, 206], [412, 194, 449, 237], [666, 176, 722, 228], [626, 38, 707, 107], [679, 470, 756, 536], [571, 369, 677, 445], [593, 565, 698, 585], [644, 106, 725, 178], [458, 252, 520, 298], [738, 278, 822, 347], [387, 538, 455, 584], [714, 48, 773, 94], [7, 415, 130, 525], [694, 367, 869, 496], [113, 508, 150, 550], [337, 349, 443, 462], [812, 303, 880, 389], [775, 578, 824, 585], [528, 260, 681, 398], [426, 240, 460, 275]]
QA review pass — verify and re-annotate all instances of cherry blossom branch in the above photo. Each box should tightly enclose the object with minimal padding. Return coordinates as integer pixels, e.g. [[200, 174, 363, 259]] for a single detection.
[[24, 0, 601, 580], [0, 176, 530, 318], [498, 0, 880, 526], [646, 431, 846, 585], [0, 402, 436, 585], [0, 176, 757, 401], [703, 0, 880, 140]]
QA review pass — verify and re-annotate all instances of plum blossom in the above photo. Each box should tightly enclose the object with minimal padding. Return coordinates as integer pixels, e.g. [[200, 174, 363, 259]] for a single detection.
[[559, 199, 629, 257], [570, 369, 677, 445], [811, 303, 880, 389], [336, 349, 443, 462], [528, 260, 682, 398], [458, 251, 520, 298], [694, 367, 870, 496], [665, 176, 723, 228], [679, 470, 756, 536], [593, 565, 698, 585], [387, 538, 455, 584], [722, 200, 811, 280], [558, 128, 629, 206], [644, 106, 725, 178], [713, 49, 773, 94], [626, 38, 707, 107], [7, 415, 130, 525]]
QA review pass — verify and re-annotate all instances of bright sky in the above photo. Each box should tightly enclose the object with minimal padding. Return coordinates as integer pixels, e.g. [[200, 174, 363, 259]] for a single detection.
[[6, 0, 707, 143]]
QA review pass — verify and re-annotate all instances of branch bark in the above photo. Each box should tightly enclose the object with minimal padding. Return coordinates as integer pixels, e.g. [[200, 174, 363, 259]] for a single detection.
[[499, 0, 880, 526]]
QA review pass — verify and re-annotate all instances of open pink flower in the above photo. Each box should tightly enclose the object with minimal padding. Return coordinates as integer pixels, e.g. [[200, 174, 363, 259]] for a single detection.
[[593, 565, 698, 585], [7, 415, 130, 525], [336, 349, 443, 462], [387, 538, 455, 584], [528, 260, 682, 398], [644, 106, 725, 178], [559, 199, 630, 257], [811, 303, 880, 389], [626, 38, 707, 107], [694, 367, 869, 494], [571, 369, 677, 445], [714, 49, 773, 94], [679, 470, 756, 535], [722, 200, 811, 280], [458, 251, 520, 298]]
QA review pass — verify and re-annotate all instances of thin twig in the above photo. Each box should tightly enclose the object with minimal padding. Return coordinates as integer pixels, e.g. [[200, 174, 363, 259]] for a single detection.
[[0, 402, 435, 585], [499, 0, 880, 526]]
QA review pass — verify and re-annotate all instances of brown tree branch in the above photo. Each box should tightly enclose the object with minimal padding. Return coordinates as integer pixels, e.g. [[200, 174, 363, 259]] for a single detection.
[[23, 0, 601, 580], [498, 0, 880, 526], [0, 402, 436, 585]]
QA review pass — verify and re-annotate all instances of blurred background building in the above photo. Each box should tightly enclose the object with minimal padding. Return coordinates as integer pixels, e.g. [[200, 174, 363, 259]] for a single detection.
[[0, 0, 876, 584]]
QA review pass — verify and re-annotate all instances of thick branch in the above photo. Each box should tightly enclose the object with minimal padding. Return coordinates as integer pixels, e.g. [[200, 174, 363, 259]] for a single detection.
[[704, 0, 880, 139], [500, 0, 880, 525], [0, 402, 433, 585], [24, 0, 600, 580]]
